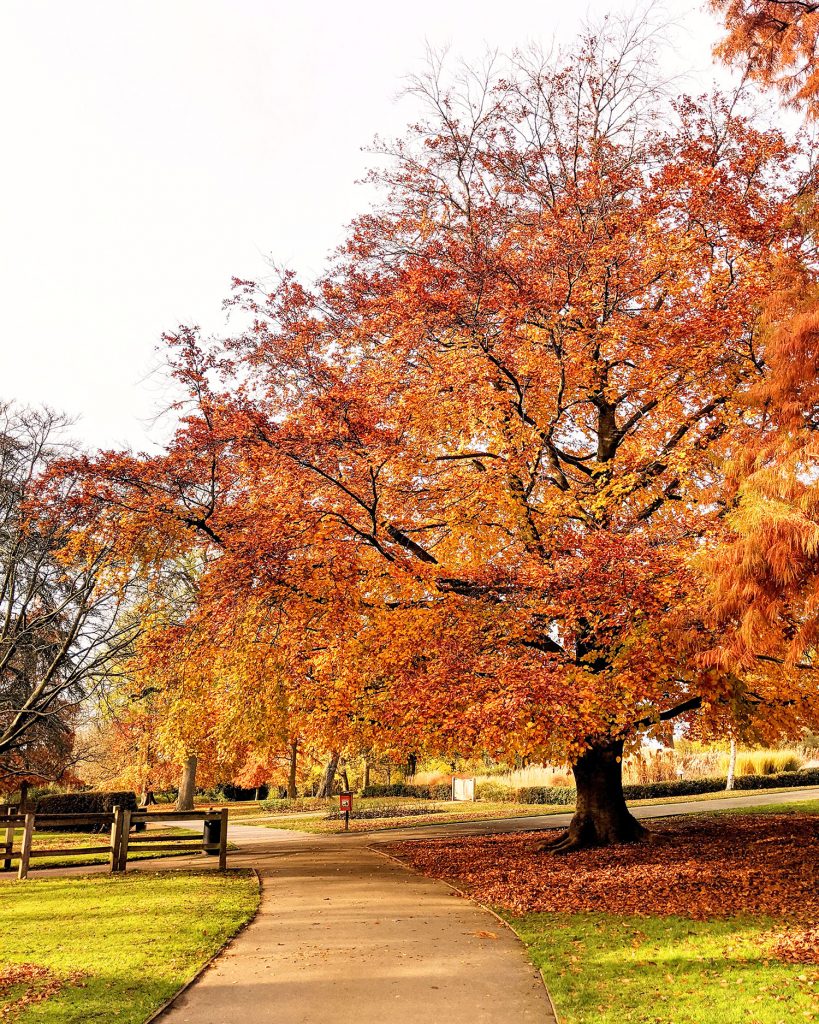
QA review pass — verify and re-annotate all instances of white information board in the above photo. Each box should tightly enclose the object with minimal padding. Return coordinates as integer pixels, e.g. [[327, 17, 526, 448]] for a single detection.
[[451, 777, 476, 801]]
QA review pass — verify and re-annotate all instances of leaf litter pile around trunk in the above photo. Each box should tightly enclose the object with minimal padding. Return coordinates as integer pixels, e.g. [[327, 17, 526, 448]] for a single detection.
[[385, 812, 819, 930]]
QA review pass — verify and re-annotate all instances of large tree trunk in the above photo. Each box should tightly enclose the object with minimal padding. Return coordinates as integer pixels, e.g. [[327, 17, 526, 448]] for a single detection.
[[287, 739, 299, 799], [537, 740, 646, 853], [176, 755, 197, 812], [316, 752, 340, 798]]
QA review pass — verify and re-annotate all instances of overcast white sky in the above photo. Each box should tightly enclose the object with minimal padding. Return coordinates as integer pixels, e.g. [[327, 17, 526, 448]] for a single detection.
[[0, 1, 723, 451]]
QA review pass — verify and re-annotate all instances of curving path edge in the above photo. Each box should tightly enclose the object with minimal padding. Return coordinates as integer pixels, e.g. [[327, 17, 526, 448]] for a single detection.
[[156, 830, 554, 1024]]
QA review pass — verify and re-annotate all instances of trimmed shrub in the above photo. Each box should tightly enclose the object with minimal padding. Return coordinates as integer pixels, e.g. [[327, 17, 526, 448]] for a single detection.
[[361, 784, 430, 798], [429, 783, 454, 800], [35, 790, 138, 832], [517, 786, 576, 805], [361, 782, 467, 800], [475, 781, 518, 802]]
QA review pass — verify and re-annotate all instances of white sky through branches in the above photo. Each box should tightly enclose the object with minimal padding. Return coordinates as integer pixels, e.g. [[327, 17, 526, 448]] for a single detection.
[[1, 1, 722, 450]]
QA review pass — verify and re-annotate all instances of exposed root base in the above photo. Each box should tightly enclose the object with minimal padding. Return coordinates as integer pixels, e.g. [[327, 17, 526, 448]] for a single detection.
[[533, 818, 649, 854]]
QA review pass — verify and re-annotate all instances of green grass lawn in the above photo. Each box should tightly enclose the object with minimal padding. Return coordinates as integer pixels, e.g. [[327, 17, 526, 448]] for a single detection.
[[243, 786, 819, 834], [510, 911, 818, 1024], [0, 870, 260, 1023], [3, 827, 202, 870], [716, 798, 819, 815], [508, 801, 819, 1024], [249, 798, 568, 833]]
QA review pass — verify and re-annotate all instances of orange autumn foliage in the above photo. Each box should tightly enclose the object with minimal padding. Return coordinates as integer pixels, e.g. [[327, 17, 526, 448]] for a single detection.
[[712, 0, 819, 116]]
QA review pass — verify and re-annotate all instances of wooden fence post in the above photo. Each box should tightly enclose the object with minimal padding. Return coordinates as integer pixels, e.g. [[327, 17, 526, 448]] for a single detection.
[[218, 807, 228, 871], [2, 806, 13, 871], [110, 806, 123, 873], [203, 807, 214, 854], [17, 812, 34, 880], [117, 809, 132, 872]]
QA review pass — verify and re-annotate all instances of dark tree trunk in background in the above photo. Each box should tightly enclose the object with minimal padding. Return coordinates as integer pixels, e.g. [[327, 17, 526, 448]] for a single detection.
[[287, 739, 299, 799], [341, 767, 350, 791], [316, 752, 340, 798], [363, 759, 370, 791], [176, 755, 197, 812], [406, 752, 418, 777], [537, 740, 646, 853]]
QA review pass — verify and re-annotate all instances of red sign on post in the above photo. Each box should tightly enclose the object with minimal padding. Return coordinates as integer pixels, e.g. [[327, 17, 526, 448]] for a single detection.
[[339, 792, 353, 832]]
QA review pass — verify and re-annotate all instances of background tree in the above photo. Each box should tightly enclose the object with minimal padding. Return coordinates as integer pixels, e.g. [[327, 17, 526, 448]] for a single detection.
[[0, 403, 137, 782]]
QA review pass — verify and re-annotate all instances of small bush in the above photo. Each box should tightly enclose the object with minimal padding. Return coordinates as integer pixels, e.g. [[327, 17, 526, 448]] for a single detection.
[[34, 791, 138, 832]]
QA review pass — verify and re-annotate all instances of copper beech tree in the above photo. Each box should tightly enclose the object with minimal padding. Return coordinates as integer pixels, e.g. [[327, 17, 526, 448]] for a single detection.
[[70, 33, 819, 849]]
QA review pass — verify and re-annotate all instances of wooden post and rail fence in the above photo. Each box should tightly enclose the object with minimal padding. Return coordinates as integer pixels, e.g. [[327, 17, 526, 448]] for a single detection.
[[0, 805, 229, 880]]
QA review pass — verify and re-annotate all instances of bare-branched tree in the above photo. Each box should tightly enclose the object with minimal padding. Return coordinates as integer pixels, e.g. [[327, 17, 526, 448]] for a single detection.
[[0, 403, 138, 782]]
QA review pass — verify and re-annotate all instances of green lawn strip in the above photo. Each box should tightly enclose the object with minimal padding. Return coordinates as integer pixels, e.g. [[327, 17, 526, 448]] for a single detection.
[[252, 801, 568, 833], [0, 869, 259, 1024], [506, 911, 818, 1024], [245, 787, 818, 833], [714, 798, 819, 816], [629, 785, 818, 809], [4, 827, 206, 870]]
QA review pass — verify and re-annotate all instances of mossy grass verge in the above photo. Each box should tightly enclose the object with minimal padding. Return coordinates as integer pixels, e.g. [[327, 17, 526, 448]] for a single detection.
[[0, 869, 260, 1023]]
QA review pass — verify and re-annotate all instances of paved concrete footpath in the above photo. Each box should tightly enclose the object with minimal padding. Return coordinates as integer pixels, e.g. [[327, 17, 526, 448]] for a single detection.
[[153, 787, 818, 1024], [158, 833, 554, 1024]]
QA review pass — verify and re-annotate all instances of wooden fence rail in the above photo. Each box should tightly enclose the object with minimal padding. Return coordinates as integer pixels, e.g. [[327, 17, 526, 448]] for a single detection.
[[0, 806, 229, 879]]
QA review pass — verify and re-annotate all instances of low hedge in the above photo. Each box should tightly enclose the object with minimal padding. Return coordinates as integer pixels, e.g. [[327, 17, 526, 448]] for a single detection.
[[732, 768, 819, 790], [34, 790, 139, 832], [503, 768, 819, 805], [326, 805, 445, 820], [361, 783, 452, 800], [517, 785, 576, 805], [260, 797, 332, 814], [362, 769, 819, 806], [622, 778, 725, 800]]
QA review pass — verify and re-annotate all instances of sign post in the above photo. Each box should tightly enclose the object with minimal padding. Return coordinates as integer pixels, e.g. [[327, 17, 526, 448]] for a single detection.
[[339, 791, 353, 831]]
